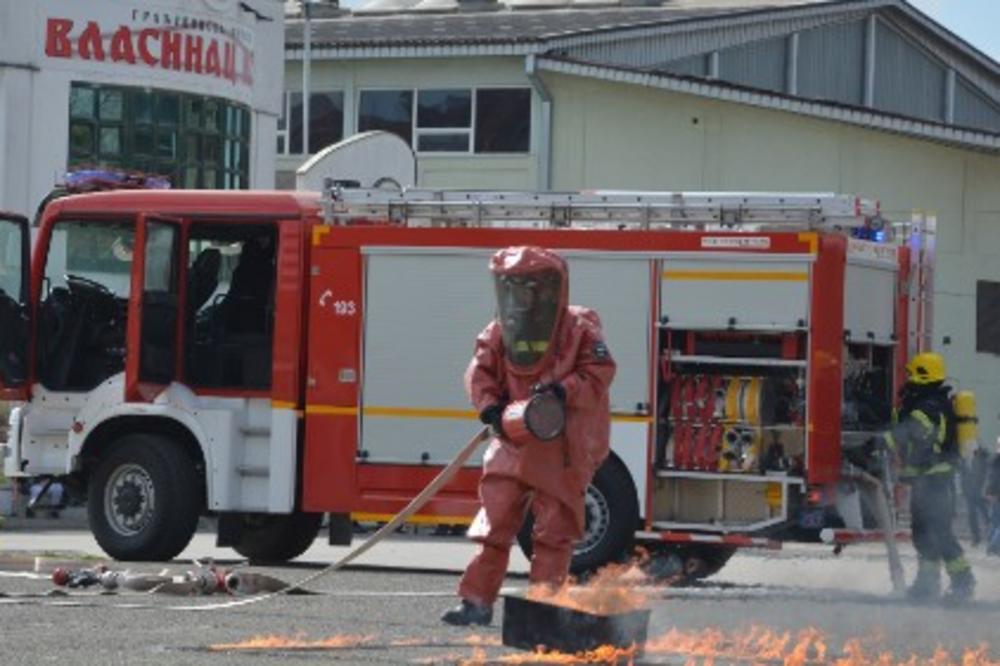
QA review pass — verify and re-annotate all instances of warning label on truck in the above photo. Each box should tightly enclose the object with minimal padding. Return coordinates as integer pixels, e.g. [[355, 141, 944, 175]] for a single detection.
[[701, 236, 771, 249]]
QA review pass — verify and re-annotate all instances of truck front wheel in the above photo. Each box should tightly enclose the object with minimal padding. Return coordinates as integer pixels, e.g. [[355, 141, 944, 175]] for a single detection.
[[88, 434, 202, 561], [231, 512, 323, 563]]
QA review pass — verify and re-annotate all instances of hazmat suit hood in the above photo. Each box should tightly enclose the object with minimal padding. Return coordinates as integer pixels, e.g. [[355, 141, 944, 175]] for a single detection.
[[489, 246, 568, 373]]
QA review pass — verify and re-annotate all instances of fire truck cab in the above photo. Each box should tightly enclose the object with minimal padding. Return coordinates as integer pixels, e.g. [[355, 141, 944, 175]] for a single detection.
[[0, 188, 929, 575]]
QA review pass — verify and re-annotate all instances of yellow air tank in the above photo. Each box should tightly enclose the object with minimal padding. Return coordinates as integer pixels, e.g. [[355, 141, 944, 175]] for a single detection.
[[953, 390, 978, 457]]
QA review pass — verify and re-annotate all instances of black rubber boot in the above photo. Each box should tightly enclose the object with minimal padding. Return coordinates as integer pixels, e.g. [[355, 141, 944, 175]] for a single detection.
[[943, 569, 975, 606], [906, 560, 941, 603], [441, 599, 493, 627]]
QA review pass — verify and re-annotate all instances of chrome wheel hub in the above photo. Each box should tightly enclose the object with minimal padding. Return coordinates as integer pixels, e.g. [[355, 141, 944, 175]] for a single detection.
[[104, 463, 156, 537]]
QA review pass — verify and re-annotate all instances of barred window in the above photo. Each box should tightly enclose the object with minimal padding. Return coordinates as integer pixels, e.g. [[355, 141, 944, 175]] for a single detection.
[[976, 280, 1000, 355], [68, 83, 251, 190]]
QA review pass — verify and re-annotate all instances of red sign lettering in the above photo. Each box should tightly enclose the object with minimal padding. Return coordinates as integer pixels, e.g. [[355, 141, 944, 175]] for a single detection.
[[184, 35, 204, 74], [110, 26, 137, 64], [78, 21, 106, 60], [161, 31, 183, 71], [138, 28, 159, 66], [204, 41, 221, 77], [42, 17, 254, 89], [45, 18, 73, 58]]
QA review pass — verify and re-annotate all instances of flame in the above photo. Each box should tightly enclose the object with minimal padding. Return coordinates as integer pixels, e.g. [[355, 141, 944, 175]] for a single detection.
[[527, 559, 649, 615], [208, 633, 373, 651], [458, 644, 636, 665], [463, 635, 503, 647], [643, 627, 998, 666]]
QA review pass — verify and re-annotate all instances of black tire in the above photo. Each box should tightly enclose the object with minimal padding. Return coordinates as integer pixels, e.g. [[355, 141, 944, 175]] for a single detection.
[[231, 512, 323, 563], [517, 455, 639, 575], [88, 433, 202, 562], [684, 544, 736, 580], [642, 544, 736, 585]]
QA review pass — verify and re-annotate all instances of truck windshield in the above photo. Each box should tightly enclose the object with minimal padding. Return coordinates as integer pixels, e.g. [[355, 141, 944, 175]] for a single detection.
[[0, 219, 27, 385], [37, 220, 134, 392]]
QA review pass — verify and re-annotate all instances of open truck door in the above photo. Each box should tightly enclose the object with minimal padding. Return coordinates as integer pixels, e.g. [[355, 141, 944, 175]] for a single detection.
[[0, 213, 30, 401], [125, 215, 182, 402]]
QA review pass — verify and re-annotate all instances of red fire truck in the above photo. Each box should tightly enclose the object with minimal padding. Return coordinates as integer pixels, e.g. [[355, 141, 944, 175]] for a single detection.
[[0, 187, 931, 576]]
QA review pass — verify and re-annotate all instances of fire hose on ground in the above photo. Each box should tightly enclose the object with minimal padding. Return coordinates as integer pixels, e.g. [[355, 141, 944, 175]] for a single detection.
[[166, 426, 492, 611], [855, 456, 906, 595]]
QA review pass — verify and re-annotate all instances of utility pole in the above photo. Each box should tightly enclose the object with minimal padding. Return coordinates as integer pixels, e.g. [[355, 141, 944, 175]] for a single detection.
[[302, 0, 313, 155]]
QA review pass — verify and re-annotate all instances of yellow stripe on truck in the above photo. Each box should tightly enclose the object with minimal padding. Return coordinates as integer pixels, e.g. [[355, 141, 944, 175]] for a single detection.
[[663, 270, 808, 282], [352, 512, 474, 526]]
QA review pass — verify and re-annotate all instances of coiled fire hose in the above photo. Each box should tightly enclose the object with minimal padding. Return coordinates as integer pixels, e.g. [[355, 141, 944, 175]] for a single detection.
[[168, 427, 491, 611]]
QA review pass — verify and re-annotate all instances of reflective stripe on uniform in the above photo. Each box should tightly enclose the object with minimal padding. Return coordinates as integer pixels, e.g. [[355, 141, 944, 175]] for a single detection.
[[901, 462, 953, 477], [945, 557, 971, 575]]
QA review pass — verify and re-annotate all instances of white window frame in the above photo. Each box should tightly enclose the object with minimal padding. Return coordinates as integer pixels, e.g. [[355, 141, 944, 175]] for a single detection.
[[277, 90, 345, 156], [356, 85, 532, 156]]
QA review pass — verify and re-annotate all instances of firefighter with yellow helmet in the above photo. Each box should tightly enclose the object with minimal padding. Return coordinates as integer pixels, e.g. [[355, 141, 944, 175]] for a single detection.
[[883, 352, 975, 603]]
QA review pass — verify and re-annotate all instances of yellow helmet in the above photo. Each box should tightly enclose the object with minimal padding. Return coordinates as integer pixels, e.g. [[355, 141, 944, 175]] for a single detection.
[[905, 352, 946, 385]]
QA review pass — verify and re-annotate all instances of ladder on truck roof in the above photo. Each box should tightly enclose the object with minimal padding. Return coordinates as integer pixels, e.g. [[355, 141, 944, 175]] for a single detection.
[[321, 186, 883, 231]]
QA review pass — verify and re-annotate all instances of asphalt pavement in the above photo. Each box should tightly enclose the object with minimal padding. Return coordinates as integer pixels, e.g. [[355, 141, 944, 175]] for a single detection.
[[0, 526, 998, 665]]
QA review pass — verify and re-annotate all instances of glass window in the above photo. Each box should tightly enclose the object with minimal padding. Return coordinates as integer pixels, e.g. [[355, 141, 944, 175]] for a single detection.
[[99, 127, 122, 156], [417, 90, 471, 128], [38, 220, 134, 391], [417, 134, 470, 152], [67, 83, 250, 191], [976, 281, 1000, 355], [185, 224, 276, 389], [185, 97, 203, 129], [475, 88, 531, 153], [134, 126, 154, 155], [277, 92, 288, 132], [134, 91, 154, 125], [308, 92, 344, 153], [0, 219, 24, 303], [205, 100, 221, 132], [358, 90, 413, 145], [288, 92, 304, 154], [156, 130, 178, 159], [156, 94, 180, 125], [70, 86, 95, 119], [0, 219, 28, 386], [69, 122, 95, 158], [99, 89, 124, 122], [140, 222, 180, 384], [284, 91, 344, 155]]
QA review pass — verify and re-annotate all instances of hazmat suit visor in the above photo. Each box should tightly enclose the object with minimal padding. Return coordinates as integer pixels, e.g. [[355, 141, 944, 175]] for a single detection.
[[494, 270, 562, 367]]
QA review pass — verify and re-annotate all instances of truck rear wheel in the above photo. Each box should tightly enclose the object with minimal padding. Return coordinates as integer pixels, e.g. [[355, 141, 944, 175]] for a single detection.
[[231, 512, 323, 563], [642, 544, 736, 585], [88, 434, 202, 562], [517, 455, 639, 575]]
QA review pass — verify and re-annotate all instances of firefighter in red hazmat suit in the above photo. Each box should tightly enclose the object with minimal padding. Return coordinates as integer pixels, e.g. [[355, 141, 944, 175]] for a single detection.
[[442, 246, 616, 626]]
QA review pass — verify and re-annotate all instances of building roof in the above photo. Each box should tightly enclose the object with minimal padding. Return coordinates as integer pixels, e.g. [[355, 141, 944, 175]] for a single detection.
[[286, 1, 823, 49], [285, 0, 1000, 148]]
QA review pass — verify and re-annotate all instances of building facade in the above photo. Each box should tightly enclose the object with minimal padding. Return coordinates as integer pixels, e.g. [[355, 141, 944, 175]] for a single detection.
[[0, 0, 284, 219], [283, 0, 1000, 445]]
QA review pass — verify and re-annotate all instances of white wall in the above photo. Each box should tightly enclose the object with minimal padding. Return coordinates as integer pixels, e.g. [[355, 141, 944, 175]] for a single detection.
[[0, 0, 283, 217]]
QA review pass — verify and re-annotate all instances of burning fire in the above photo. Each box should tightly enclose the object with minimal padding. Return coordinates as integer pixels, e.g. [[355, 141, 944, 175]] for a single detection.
[[208, 633, 373, 651], [640, 627, 997, 666], [206, 625, 997, 665], [527, 560, 649, 615], [453, 627, 995, 666]]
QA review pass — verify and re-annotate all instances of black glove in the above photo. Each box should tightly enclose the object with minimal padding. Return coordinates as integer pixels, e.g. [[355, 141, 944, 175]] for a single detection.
[[531, 382, 566, 403], [479, 403, 506, 437]]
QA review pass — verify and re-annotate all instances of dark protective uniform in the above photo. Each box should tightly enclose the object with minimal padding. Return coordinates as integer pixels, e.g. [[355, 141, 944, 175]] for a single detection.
[[885, 383, 974, 601]]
